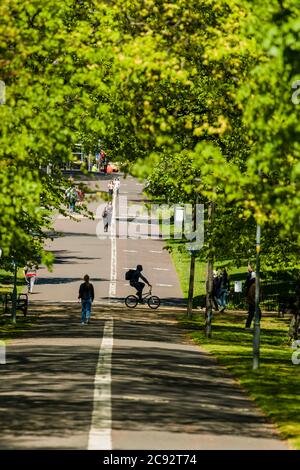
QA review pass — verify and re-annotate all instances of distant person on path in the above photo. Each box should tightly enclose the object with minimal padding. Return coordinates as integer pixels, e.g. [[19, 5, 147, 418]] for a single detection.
[[108, 180, 114, 197], [78, 275, 94, 325], [103, 156, 108, 173], [76, 187, 85, 207], [245, 271, 261, 329], [114, 177, 120, 196], [66, 186, 78, 212], [102, 201, 113, 232], [24, 264, 37, 294], [130, 265, 151, 303], [217, 267, 230, 312]]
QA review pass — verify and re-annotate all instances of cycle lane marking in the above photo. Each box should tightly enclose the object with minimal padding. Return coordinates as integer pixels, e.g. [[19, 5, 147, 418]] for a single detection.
[[88, 318, 113, 450]]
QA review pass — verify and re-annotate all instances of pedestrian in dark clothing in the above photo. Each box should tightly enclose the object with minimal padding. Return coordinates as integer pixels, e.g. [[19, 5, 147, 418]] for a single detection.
[[217, 267, 230, 312], [245, 271, 261, 329], [130, 265, 151, 303], [103, 156, 108, 173], [78, 275, 94, 325], [244, 263, 254, 294], [108, 180, 114, 197], [212, 270, 220, 311]]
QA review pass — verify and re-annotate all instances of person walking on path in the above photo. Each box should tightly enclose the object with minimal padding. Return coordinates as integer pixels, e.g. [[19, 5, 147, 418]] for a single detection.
[[217, 267, 230, 312], [76, 187, 85, 207], [108, 180, 114, 197], [102, 201, 113, 232], [78, 275, 95, 325], [114, 177, 120, 196], [244, 263, 254, 293], [24, 264, 38, 294], [245, 271, 261, 329], [66, 186, 78, 212]]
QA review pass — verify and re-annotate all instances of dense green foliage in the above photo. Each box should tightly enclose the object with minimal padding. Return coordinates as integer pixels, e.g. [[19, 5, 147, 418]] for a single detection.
[[0, 0, 113, 266], [106, 0, 300, 271], [0, 0, 299, 274]]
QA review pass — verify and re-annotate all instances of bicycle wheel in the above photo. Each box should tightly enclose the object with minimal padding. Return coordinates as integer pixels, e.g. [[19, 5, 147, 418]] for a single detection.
[[148, 296, 160, 309], [125, 295, 138, 308]]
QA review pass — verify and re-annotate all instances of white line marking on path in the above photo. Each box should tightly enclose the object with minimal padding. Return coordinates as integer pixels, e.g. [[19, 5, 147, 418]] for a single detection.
[[153, 268, 169, 271], [156, 284, 173, 287], [150, 250, 163, 254], [123, 249, 137, 253], [109, 196, 117, 299], [88, 319, 113, 450]]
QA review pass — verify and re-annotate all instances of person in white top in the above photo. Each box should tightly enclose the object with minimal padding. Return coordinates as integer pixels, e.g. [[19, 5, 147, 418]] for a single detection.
[[114, 177, 120, 196], [108, 180, 114, 197], [24, 265, 38, 293]]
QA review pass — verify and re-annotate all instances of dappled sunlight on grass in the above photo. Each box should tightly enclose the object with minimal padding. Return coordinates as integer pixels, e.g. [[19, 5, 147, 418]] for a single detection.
[[0, 317, 35, 341], [0, 269, 25, 296]]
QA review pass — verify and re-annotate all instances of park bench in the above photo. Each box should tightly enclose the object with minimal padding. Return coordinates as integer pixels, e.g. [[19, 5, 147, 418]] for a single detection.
[[2, 293, 28, 316]]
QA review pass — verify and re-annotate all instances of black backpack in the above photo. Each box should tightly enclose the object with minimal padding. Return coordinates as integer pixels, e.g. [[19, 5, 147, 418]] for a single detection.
[[125, 269, 135, 281]]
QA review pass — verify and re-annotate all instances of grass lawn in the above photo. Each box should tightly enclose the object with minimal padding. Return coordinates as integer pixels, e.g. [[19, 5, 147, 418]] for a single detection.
[[164, 235, 247, 307], [0, 268, 25, 297], [178, 312, 300, 449], [0, 316, 35, 342]]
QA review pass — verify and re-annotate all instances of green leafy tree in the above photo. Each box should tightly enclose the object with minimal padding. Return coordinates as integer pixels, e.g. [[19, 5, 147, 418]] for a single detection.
[[0, 0, 114, 267]]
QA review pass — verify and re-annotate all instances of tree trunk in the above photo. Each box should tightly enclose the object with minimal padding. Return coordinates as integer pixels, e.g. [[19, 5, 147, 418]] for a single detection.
[[205, 201, 215, 338], [12, 261, 17, 324], [187, 254, 196, 319]]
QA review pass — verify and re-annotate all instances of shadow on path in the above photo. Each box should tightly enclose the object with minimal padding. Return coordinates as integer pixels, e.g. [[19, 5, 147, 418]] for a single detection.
[[0, 305, 287, 449]]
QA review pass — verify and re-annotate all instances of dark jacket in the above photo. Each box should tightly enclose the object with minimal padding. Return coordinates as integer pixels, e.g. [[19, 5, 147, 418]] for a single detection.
[[246, 283, 256, 305], [130, 270, 149, 285], [220, 271, 230, 290], [212, 276, 220, 295], [244, 272, 254, 294], [246, 280, 263, 305], [79, 282, 94, 301]]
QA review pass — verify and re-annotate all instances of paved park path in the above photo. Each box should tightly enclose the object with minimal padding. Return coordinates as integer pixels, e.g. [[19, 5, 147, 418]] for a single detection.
[[31, 174, 183, 305], [0, 174, 289, 450]]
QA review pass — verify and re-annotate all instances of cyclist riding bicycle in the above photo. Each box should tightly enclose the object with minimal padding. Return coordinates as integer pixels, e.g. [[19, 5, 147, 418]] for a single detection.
[[130, 265, 152, 303]]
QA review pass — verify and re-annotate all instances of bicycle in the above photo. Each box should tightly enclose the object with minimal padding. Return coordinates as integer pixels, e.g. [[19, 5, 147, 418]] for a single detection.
[[125, 288, 160, 309]]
